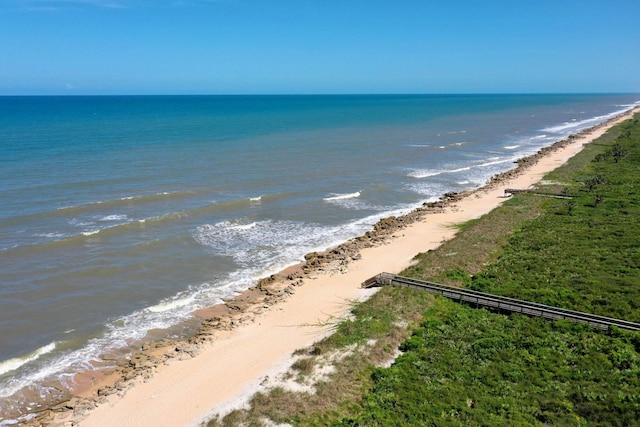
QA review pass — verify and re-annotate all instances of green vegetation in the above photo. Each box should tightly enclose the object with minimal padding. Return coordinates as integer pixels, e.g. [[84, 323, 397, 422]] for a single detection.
[[206, 115, 640, 426], [464, 119, 640, 321], [206, 286, 436, 427], [336, 300, 640, 426]]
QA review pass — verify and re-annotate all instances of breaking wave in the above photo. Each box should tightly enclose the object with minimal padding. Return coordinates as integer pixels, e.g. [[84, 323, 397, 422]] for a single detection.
[[0, 343, 57, 377], [323, 192, 361, 201]]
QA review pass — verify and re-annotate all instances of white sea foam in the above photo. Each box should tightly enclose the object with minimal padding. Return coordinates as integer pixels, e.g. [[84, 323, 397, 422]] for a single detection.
[[450, 166, 472, 173], [323, 191, 377, 211], [192, 210, 414, 273], [146, 295, 197, 313], [99, 214, 128, 221], [194, 219, 319, 266], [228, 222, 257, 231], [249, 196, 262, 202], [542, 106, 631, 134], [504, 145, 520, 150], [408, 170, 486, 197], [409, 170, 442, 178], [409, 166, 471, 179], [34, 232, 66, 239], [135, 211, 188, 226], [323, 191, 361, 202], [409, 154, 520, 186], [476, 158, 514, 168], [425, 141, 467, 150], [81, 230, 100, 236], [0, 283, 227, 402], [405, 181, 452, 199], [198, 221, 257, 233], [0, 343, 56, 377], [68, 219, 94, 227]]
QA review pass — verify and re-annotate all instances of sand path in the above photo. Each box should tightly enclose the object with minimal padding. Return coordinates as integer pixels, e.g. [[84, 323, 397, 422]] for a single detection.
[[75, 109, 636, 427]]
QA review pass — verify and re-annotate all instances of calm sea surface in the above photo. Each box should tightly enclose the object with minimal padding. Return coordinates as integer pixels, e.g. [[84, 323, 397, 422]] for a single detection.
[[0, 94, 638, 421]]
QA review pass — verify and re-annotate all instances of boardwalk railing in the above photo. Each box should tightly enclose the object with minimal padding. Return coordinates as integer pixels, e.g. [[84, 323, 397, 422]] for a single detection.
[[504, 188, 575, 198], [363, 273, 640, 331]]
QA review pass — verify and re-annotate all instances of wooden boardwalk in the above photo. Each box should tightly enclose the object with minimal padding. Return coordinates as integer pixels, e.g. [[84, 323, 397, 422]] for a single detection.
[[363, 273, 640, 331], [504, 188, 575, 198]]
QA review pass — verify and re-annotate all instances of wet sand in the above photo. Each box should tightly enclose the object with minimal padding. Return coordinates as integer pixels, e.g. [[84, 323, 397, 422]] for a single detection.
[[39, 107, 637, 427]]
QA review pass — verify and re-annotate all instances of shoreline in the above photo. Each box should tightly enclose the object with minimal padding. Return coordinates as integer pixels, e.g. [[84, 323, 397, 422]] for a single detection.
[[20, 106, 638, 426]]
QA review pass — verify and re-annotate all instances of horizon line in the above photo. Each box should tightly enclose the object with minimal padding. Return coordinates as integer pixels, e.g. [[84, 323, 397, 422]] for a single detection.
[[2, 91, 639, 97]]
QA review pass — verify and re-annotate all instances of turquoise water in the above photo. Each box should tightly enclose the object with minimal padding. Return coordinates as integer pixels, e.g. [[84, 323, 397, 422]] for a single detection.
[[0, 94, 638, 420]]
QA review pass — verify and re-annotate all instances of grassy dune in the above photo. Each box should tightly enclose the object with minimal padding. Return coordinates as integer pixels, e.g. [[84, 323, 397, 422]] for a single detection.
[[207, 114, 640, 426]]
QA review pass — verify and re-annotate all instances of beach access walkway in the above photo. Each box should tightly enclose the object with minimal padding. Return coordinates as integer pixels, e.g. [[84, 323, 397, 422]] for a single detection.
[[363, 273, 640, 331]]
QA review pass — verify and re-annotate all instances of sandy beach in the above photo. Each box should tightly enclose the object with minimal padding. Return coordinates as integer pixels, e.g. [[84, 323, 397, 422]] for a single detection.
[[44, 108, 636, 427]]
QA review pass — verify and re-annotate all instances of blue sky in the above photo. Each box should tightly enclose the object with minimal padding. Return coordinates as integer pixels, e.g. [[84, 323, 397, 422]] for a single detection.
[[1, 0, 639, 95]]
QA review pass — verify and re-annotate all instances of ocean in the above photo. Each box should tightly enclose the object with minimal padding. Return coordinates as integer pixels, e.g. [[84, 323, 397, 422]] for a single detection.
[[0, 94, 638, 422]]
